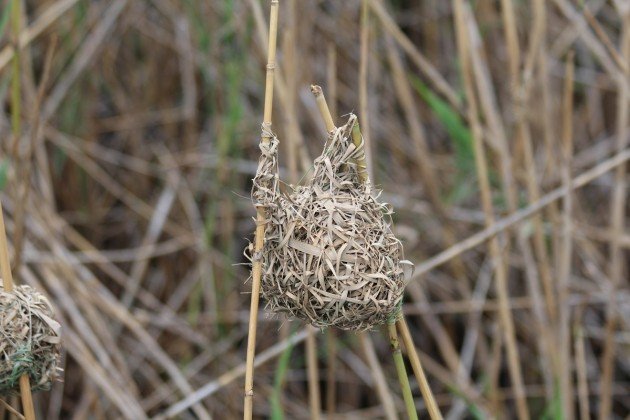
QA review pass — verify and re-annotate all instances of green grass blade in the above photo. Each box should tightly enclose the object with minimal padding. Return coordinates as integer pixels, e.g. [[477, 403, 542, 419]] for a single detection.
[[409, 74, 474, 173], [0, 159, 9, 191], [0, 3, 10, 41], [409, 74, 478, 203], [270, 328, 297, 420]]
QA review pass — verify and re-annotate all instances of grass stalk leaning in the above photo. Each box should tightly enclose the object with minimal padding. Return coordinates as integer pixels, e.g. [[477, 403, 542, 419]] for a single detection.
[[397, 317, 443, 420], [243, 1, 279, 419]]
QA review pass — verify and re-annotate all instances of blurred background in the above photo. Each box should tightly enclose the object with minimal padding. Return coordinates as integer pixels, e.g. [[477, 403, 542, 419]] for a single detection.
[[0, 0, 629, 418]]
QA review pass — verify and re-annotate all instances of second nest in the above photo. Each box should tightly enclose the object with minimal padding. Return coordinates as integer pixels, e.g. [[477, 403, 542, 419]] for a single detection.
[[253, 114, 411, 331]]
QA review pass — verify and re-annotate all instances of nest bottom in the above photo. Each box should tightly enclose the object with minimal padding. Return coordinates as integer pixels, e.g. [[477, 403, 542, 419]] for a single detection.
[[0, 284, 62, 395], [260, 184, 410, 331]]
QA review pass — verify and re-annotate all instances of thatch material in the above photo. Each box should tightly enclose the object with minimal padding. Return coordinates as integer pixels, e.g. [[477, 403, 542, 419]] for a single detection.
[[251, 114, 411, 331], [0, 284, 62, 395]]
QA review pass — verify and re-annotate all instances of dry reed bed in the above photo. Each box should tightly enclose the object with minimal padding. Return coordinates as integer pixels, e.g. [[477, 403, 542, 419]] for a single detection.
[[0, 0, 628, 418]]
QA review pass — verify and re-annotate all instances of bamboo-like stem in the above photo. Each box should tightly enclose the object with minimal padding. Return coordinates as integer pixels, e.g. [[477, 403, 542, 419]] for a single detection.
[[453, 2, 529, 419], [310, 85, 335, 132], [397, 317, 443, 420], [0, 204, 15, 294], [388, 321, 418, 420], [7, 1, 36, 418], [18, 376, 35, 420], [244, 1, 279, 419], [558, 50, 575, 420], [599, 6, 630, 419]]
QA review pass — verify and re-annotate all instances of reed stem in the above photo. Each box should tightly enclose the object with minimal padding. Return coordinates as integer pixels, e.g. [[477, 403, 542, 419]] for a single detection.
[[388, 321, 418, 420], [310, 85, 335, 132], [244, 1, 279, 419], [558, 50, 575, 420]]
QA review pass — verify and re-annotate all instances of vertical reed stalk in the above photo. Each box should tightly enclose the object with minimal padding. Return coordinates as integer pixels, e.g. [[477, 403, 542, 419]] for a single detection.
[[388, 321, 418, 420], [7, 0, 36, 418], [453, 2, 529, 419], [599, 6, 630, 419], [244, 1, 279, 419], [558, 50, 575, 420]]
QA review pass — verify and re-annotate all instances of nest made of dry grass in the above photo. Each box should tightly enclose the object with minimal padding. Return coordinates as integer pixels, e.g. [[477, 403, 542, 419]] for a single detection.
[[0, 284, 62, 395], [250, 114, 412, 331]]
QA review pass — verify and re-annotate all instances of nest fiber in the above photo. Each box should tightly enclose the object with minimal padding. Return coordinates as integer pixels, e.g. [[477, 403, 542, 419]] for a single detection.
[[251, 114, 411, 331], [0, 284, 62, 395]]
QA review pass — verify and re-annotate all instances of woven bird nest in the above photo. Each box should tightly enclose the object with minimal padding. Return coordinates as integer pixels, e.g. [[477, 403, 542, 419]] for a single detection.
[[0, 284, 62, 395], [251, 114, 412, 331]]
